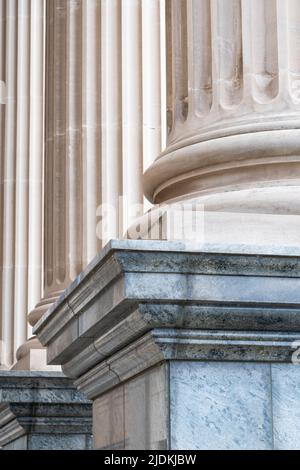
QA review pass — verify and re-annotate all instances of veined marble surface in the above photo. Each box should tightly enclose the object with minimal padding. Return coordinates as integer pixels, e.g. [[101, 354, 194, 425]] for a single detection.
[[170, 361, 300, 450], [272, 364, 300, 450], [170, 362, 273, 450], [90, 360, 300, 450], [0, 371, 92, 450]]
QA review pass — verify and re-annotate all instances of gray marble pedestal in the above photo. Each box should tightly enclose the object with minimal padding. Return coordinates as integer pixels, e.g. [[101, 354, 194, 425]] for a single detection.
[[0, 371, 92, 450], [33, 240, 300, 450]]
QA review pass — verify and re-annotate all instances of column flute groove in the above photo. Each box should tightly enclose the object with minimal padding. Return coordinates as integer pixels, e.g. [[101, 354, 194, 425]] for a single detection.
[[100, 0, 122, 244], [14, 0, 30, 352], [27, 0, 45, 331], [66, 0, 83, 280], [53, 0, 67, 288], [121, 0, 144, 231], [187, 0, 212, 119], [2, 0, 17, 366], [211, 0, 243, 110], [142, 0, 162, 171], [82, 0, 101, 262], [0, 0, 6, 366], [169, 0, 188, 138]]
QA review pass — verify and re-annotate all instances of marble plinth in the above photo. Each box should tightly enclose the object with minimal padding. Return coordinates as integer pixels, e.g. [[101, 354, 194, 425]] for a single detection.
[[91, 361, 300, 450], [34, 240, 300, 450], [0, 372, 92, 450]]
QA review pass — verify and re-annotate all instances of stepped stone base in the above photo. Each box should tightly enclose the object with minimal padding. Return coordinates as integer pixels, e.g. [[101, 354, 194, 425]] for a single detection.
[[91, 360, 300, 450], [0, 372, 92, 450], [34, 240, 300, 450]]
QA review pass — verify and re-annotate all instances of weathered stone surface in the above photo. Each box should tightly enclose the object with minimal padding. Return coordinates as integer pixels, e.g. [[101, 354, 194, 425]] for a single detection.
[[93, 364, 168, 450], [34, 240, 300, 449], [272, 364, 300, 450], [0, 371, 92, 450], [35, 241, 300, 376], [3, 0, 300, 452], [170, 362, 273, 450]]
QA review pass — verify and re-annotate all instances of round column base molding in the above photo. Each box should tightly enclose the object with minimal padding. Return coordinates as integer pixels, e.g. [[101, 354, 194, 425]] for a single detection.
[[144, 128, 300, 204], [15, 337, 43, 362], [28, 290, 64, 327], [128, 185, 300, 247]]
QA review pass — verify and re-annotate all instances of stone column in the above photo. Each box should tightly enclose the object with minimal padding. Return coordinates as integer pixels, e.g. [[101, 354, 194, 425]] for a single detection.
[[14, 0, 31, 358], [83, 0, 101, 261], [142, 0, 164, 172], [0, 0, 36, 367], [122, 0, 144, 229], [0, 3, 93, 450], [1, 0, 18, 368], [26, 0, 165, 355], [27, 0, 45, 330], [34, 1, 300, 451], [143, 0, 300, 247], [0, 0, 4, 366], [12, 0, 48, 370], [100, 0, 122, 242], [0, 0, 46, 370]]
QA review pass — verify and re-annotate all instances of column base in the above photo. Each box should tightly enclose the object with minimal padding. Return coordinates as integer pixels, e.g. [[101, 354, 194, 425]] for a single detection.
[[34, 240, 300, 450], [0, 372, 92, 450], [12, 338, 60, 372], [12, 292, 64, 372], [131, 186, 300, 247]]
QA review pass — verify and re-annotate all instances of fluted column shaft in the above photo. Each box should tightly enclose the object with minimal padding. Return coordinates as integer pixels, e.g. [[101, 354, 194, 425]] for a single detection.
[[0, 1, 45, 368], [144, 0, 300, 248], [0, 0, 166, 369], [0, 0, 6, 365], [82, 0, 101, 262], [2, 0, 18, 367], [34, 0, 165, 332], [100, 0, 122, 242], [162, 0, 289, 145], [14, 0, 30, 352], [28, 0, 44, 324]]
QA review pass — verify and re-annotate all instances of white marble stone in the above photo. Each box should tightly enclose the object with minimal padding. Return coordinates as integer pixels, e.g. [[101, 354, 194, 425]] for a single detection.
[[0, 371, 92, 450], [170, 362, 273, 450], [272, 364, 300, 450]]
